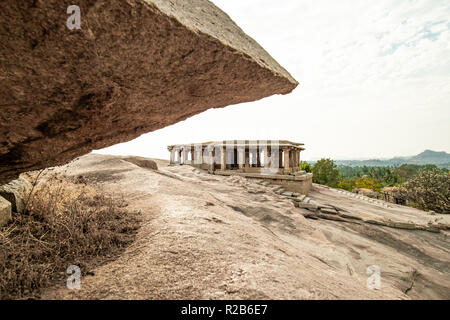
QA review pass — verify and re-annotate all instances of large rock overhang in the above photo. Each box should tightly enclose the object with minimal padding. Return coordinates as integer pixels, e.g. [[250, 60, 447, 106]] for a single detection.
[[0, 0, 298, 184]]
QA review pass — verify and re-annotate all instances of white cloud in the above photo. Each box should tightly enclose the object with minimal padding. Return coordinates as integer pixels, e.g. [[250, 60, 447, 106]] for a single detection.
[[97, 0, 450, 160]]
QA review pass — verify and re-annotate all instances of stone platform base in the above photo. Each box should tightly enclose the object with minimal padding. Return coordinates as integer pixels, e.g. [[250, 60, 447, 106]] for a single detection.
[[213, 170, 313, 195]]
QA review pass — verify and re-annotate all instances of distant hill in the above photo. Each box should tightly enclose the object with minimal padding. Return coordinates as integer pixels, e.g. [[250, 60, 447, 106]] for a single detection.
[[333, 150, 450, 168], [408, 150, 450, 165]]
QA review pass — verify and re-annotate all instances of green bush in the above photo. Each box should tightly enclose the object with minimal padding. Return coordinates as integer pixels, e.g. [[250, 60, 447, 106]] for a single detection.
[[354, 176, 381, 192], [299, 161, 312, 173], [337, 178, 355, 191]]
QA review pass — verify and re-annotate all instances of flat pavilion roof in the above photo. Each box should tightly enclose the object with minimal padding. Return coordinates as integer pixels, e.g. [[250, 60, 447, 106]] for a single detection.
[[168, 140, 305, 150]]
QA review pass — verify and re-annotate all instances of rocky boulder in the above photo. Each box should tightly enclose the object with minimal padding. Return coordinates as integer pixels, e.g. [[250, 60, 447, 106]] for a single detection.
[[0, 177, 33, 214], [0, 0, 298, 184], [0, 196, 12, 227], [352, 188, 379, 199], [122, 157, 158, 170]]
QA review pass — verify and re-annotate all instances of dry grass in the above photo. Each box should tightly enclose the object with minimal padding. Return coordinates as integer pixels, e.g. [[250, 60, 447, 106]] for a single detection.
[[0, 173, 140, 299]]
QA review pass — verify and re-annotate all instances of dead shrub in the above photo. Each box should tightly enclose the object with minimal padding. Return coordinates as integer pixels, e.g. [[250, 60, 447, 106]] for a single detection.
[[404, 169, 450, 214], [0, 174, 140, 299]]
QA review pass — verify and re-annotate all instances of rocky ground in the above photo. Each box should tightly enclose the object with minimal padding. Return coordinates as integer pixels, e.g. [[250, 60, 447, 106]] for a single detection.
[[41, 154, 449, 299]]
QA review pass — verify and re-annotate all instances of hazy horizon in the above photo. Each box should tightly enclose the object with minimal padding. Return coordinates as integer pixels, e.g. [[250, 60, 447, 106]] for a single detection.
[[96, 0, 450, 161]]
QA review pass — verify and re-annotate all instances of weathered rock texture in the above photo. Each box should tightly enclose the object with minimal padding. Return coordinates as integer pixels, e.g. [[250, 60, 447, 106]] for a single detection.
[[0, 196, 12, 227], [122, 157, 158, 170], [0, 177, 32, 213], [0, 0, 297, 184], [41, 154, 450, 299]]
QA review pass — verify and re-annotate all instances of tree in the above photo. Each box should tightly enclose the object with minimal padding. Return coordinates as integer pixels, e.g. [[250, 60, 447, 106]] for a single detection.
[[312, 158, 340, 187], [337, 177, 356, 191], [404, 168, 450, 213], [393, 164, 422, 183], [299, 161, 312, 173], [354, 176, 381, 192]]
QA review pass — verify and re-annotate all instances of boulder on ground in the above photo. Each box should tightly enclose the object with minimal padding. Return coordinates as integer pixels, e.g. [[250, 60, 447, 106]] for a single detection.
[[352, 188, 379, 199], [122, 157, 158, 170], [0, 196, 12, 227], [0, 177, 32, 213]]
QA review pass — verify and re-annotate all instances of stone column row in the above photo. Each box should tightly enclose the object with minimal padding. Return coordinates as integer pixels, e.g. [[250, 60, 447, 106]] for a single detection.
[[280, 147, 301, 173], [170, 145, 301, 173]]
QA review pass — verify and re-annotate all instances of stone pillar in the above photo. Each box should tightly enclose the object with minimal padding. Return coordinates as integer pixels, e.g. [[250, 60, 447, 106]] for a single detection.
[[225, 141, 235, 169], [279, 149, 283, 168], [289, 149, 295, 172], [178, 150, 182, 164], [195, 145, 203, 165], [238, 147, 245, 169], [169, 149, 174, 164], [256, 147, 261, 167], [184, 148, 190, 164], [199, 148, 204, 165], [284, 148, 290, 174], [209, 149, 215, 171], [252, 149, 258, 167], [245, 149, 250, 168], [264, 147, 271, 168], [292, 150, 296, 168], [221, 146, 226, 170]]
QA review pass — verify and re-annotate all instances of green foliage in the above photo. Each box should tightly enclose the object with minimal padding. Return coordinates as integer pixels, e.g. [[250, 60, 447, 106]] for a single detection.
[[336, 164, 445, 187], [393, 164, 423, 183], [337, 175, 381, 192], [312, 158, 340, 187], [299, 161, 312, 173], [338, 166, 363, 179], [354, 176, 381, 192], [337, 177, 356, 191], [404, 168, 450, 213], [312, 159, 449, 212]]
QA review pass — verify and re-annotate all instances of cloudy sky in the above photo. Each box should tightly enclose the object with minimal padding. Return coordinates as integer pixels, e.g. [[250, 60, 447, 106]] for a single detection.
[[97, 0, 450, 160]]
